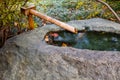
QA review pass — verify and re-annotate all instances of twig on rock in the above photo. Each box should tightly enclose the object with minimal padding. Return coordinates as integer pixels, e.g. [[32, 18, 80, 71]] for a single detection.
[[97, 0, 120, 23]]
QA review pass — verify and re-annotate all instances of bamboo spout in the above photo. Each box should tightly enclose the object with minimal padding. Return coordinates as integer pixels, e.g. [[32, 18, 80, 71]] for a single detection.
[[29, 9, 77, 33], [21, 5, 78, 33]]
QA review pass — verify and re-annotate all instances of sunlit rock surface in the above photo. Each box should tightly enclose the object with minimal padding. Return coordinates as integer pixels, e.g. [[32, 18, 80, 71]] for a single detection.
[[0, 18, 120, 80]]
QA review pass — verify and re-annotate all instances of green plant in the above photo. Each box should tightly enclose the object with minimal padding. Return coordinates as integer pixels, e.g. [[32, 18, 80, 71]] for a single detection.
[[0, 0, 29, 47], [34, 0, 104, 22], [0, 0, 29, 28], [34, 0, 120, 23]]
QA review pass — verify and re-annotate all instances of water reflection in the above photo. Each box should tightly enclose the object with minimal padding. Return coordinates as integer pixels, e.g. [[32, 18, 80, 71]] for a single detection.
[[45, 31, 120, 51]]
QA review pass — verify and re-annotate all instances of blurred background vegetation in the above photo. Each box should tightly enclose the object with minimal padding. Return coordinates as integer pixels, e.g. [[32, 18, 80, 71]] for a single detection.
[[0, 0, 120, 47], [0, 0, 120, 29], [34, 0, 120, 23]]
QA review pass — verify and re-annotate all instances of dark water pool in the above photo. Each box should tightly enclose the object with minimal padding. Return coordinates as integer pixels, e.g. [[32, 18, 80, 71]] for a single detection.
[[46, 31, 120, 51]]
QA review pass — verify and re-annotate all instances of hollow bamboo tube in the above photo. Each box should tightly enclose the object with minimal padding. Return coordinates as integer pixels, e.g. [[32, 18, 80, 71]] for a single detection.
[[29, 9, 78, 33]]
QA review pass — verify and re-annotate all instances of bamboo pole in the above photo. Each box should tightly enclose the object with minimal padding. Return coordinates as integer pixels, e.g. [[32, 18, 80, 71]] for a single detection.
[[29, 9, 78, 33]]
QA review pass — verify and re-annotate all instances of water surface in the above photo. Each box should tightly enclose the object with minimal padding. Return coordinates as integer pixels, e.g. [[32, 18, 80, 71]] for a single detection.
[[46, 31, 120, 51]]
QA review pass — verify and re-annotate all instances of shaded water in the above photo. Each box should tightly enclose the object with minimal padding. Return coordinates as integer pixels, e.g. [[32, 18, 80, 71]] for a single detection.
[[46, 31, 120, 51]]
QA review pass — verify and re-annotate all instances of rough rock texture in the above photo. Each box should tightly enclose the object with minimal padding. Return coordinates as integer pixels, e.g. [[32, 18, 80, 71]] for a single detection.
[[0, 18, 120, 80]]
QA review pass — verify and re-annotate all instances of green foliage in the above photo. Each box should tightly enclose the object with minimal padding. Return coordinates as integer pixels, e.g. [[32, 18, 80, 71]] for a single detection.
[[98, 0, 120, 22], [34, 0, 120, 23], [1, 0, 118, 28], [34, 0, 104, 22], [107, 0, 120, 11], [0, 0, 28, 28]]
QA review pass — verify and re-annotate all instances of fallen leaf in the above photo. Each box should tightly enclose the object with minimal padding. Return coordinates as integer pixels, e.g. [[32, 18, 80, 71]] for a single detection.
[[62, 43, 67, 47], [45, 36, 49, 42], [14, 22, 18, 27]]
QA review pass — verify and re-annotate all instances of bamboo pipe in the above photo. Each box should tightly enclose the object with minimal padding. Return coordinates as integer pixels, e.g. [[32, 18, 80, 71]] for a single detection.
[[29, 9, 78, 33]]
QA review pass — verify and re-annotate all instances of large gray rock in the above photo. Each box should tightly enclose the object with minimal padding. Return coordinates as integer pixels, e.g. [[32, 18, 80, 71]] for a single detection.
[[0, 18, 120, 80]]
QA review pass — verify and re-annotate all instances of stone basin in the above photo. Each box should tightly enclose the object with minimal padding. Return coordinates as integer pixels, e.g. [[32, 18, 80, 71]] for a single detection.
[[0, 18, 120, 80], [45, 30, 120, 51]]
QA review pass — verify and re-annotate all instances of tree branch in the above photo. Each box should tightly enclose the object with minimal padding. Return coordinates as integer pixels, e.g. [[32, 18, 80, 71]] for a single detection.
[[97, 0, 120, 23]]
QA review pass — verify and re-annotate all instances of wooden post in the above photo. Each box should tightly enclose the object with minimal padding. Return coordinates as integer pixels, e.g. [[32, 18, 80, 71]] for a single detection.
[[28, 14, 34, 30], [21, 5, 36, 30], [21, 5, 78, 33]]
